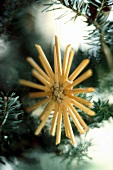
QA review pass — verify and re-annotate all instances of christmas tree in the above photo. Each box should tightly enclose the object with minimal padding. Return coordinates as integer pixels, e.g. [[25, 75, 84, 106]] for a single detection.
[[0, 0, 113, 170]]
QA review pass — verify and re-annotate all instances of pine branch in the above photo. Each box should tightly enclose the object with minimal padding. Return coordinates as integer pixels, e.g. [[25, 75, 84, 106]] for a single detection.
[[55, 138, 92, 164], [43, 0, 89, 21], [75, 95, 113, 128], [43, 1, 113, 70], [86, 21, 113, 70], [0, 92, 24, 133]]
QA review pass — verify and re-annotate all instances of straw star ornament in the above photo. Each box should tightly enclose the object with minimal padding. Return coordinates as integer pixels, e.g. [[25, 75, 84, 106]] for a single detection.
[[19, 36, 95, 145]]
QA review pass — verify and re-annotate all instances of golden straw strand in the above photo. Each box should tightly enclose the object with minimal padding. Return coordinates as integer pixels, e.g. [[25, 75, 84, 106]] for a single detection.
[[69, 59, 90, 81], [65, 69, 93, 89], [56, 106, 62, 145], [68, 103, 89, 131], [40, 101, 54, 120], [63, 49, 74, 82], [64, 87, 95, 95], [70, 98, 95, 116], [50, 103, 59, 136], [29, 91, 52, 98], [61, 44, 71, 83], [35, 101, 55, 135], [54, 45, 59, 83], [35, 45, 54, 80], [27, 57, 51, 83], [55, 36, 62, 78], [26, 98, 51, 112], [19, 79, 48, 91], [63, 106, 70, 138], [65, 113, 75, 145], [68, 106, 85, 134], [39, 55, 54, 84], [68, 94, 93, 107], [63, 104, 75, 144], [32, 69, 52, 88]]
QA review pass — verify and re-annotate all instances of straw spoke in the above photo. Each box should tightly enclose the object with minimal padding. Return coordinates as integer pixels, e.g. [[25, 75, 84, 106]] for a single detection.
[[67, 94, 93, 107], [26, 98, 51, 112], [35, 101, 55, 135], [69, 59, 90, 81], [63, 49, 74, 82], [54, 45, 59, 83], [63, 104, 75, 145], [35, 45, 55, 81], [65, 69, 93, 89], [55, 36, 62, 78], [27, 57, 51, 83], [50, 102, 59, 136], [68, 102, 89, 131], [70, 97, 95, 116], [64, 87, 95, 94], [29, 91, 52, 98], [56, 105, 62, 145], [19, 79, 48, 91], [32, 69, 52, 88]]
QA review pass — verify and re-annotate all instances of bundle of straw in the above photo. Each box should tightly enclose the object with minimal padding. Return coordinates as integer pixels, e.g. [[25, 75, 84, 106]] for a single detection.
[[19, 36, 95, 145]]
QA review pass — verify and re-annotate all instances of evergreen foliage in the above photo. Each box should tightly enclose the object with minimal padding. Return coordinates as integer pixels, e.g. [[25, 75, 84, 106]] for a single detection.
[[56, 138, 92, 164], [0, 92, 24, 157], [0, 92, 23, 132], [43, 0, 113, 69]]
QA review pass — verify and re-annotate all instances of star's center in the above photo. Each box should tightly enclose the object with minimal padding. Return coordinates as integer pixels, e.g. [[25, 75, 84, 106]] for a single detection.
[[51, 82, 65, 104]]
